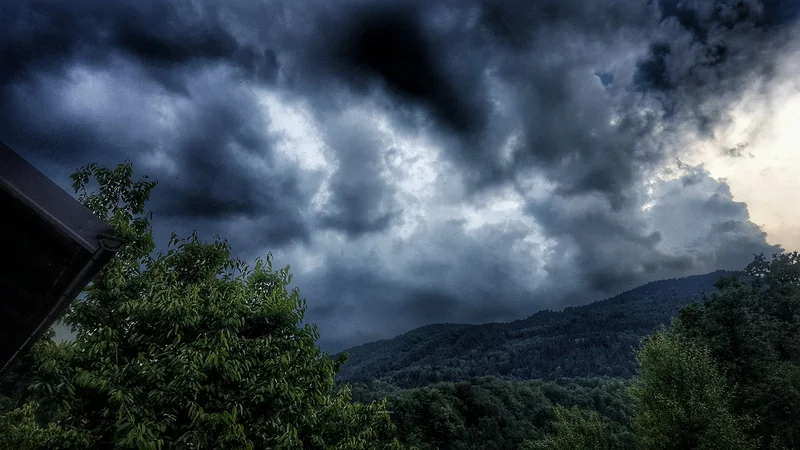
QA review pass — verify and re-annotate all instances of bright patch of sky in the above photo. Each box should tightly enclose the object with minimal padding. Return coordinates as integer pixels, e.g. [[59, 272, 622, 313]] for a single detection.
[[685, 38, 800, 251]]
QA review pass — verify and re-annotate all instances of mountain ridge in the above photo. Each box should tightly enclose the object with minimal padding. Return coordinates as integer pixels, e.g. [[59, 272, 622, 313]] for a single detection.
[[336, 270, 734, 388]]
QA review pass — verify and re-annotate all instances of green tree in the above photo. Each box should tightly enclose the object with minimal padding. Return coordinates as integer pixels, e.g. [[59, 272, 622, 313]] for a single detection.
[[631, 330, 753, 450], [0, 331, 42, 412], [673, 253, 800, 449], [0, 162, 406, 450], [520, 404, 631, 450]]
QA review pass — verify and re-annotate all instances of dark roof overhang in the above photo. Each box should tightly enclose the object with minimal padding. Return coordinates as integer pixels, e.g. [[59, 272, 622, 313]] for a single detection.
[[0, 142, 123, 372]]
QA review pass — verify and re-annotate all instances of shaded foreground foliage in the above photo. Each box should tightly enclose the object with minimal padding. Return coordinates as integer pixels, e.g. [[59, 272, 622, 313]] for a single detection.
[[668, 252, 800, 450], [350, 376, 636, 450], [0, 162, 405, 449], [631, 331, 752, 450]]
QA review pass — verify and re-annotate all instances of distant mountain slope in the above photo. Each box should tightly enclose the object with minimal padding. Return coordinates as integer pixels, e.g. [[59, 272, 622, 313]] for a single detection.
[[336, 270, 733, 388]]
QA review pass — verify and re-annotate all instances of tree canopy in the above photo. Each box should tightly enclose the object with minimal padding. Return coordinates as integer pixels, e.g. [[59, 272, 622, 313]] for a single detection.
[[631, 331, 752, 450], [521, 404, 631, 450], [671, 252, 800, 450], [0, 162, 406, 450]]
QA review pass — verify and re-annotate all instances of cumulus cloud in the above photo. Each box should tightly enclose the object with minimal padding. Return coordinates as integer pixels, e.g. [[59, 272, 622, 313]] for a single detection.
[[1, 0, 795, 351], [647, 164, 782, 269]]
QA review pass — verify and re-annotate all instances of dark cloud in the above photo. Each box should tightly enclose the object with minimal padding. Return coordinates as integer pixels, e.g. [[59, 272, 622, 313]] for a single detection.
[[302, 217, 544, 351], [509, 164, 780, 312], [420, 0, 664, 199], [635, 43, 675, 91], [332, 3, 484, 135], [0, 1, 274, 91], [328, 0, 662, 197], [761, 0, 800, 25], [0, 1, 311, 249], [315, 114, 400, 237], [634, 1, 792, 138], [525, 192, 671, 294], [155, 104, 312, 247], [723, 142, 752, 157], [1, 0, 794, 351]]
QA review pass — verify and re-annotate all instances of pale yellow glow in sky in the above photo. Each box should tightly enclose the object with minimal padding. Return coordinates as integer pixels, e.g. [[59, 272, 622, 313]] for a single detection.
[[687, 82, 800, 252]]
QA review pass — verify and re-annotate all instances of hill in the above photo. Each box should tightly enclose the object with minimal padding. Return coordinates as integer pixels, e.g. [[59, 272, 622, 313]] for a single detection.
[[336, 270, 732, 388]]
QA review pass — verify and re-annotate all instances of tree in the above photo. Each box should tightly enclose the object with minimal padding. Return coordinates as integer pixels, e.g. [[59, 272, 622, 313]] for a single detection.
[[673, 252, 800, 450], [0, 162, 406, 450], [0, 330, 43, 413], [519, 404, 615, 450], [631, 330, 753, 450]]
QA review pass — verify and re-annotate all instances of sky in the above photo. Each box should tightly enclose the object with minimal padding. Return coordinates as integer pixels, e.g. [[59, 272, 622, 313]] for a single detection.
[[2, 0, 799, 352]]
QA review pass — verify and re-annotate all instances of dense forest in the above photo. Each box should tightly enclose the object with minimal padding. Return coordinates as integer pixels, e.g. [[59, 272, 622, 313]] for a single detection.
[[1, 163, 798, 450], [336, 271, 730, 388], [348, 376, 637, 450], [341, 252, 800, 450]]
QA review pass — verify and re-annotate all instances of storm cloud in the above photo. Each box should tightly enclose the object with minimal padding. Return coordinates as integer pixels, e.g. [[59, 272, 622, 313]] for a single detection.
[[1, 0, 794, 351]]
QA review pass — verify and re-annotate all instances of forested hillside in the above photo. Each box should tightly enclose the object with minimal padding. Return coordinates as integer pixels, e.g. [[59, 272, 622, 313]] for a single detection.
[[337, 271, 730, 387], [349, 376, 637, 450], [341, 255, 800, 450]]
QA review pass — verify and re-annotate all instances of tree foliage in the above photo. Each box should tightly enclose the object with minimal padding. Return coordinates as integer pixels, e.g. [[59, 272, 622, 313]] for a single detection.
[[0, 162, 405, 450], [672, 252, 800, 450], [349, 376, 635, 450], [631, 330, 752, 450], [521, 404, 632, 450]]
